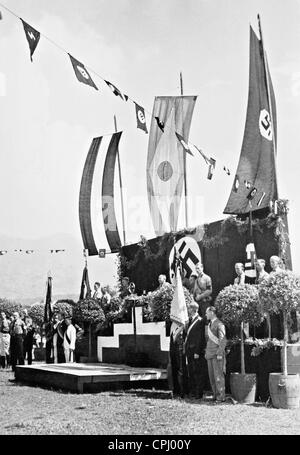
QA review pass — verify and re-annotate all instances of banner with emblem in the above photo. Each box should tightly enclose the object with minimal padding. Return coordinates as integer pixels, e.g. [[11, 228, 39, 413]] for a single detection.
[[21, 19, 40, 61], [170, 267, 189, 340], [134, 102, 148, 133], [68, 54, 98, 90], [147, 96, 197, 236], [223, 26, 277, 215]]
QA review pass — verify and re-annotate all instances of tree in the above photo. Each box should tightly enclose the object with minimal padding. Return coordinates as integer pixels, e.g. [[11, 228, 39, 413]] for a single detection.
[[258, 270, 300, 376], [0, 298, 22, 317], [73, 299, 105, 359], [28, 302, 45, 328], [53, 301, 73, 318], [215, 284, 262, 374]]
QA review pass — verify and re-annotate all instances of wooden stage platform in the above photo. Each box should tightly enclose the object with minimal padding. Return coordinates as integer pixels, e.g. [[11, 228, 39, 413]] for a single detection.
[[14, 363, 168, 393]]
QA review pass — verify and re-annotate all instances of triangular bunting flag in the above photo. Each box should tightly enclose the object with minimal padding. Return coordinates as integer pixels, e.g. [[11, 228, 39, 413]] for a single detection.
[[155, 116, 165, 132], [68, 54, 98, 90], [194, 145, 209, 165], [105, 80, 128, 101], [257, 191, 266, 207], [247, 186, 258, 200], [244, 179, 252, 189], [233, 174, 240, 193], [175, 132, 194, 156], [21, 19, 40, 62], [134, 103, 148, 133], [207, 158, 216, 180]]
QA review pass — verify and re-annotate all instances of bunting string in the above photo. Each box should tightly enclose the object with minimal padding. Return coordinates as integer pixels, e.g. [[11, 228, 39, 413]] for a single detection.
[[0, 2, 234, 180]]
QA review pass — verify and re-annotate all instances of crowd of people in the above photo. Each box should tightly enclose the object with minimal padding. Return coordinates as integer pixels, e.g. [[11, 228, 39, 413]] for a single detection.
[[0, 254, 286, 389], [0, 309, 35, 371], [0, 280, 137, 370]]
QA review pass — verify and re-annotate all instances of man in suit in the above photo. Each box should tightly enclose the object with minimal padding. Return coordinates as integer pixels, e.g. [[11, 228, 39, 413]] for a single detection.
[[205, 306, 227, 402], [184, 301, 206, 399]]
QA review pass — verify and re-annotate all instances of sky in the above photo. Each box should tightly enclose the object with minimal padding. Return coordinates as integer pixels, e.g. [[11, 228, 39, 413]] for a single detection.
[[1, 0, 300, 296]]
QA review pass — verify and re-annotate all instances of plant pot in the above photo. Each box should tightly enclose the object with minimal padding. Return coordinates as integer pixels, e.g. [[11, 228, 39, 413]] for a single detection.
[[269, 373, 300, 409], [230, 373, 257, 403]]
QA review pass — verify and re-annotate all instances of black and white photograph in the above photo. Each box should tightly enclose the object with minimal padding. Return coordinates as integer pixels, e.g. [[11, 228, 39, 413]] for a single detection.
[[0, 0, 300, 440]]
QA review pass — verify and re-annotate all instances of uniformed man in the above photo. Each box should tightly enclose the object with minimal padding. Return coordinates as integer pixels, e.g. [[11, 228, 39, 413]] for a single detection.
[[205, 306, 227, 402], [192, 263, 212, 318], [184, 301, 206, 399]]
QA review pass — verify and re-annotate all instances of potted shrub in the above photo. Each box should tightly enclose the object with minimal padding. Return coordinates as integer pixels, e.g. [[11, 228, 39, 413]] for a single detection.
[[73, 298, 105, 362], [259, 270, 300, 409], [215, 284, 263, 403]]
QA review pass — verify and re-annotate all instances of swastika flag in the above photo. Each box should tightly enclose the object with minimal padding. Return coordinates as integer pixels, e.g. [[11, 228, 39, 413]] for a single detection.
[[21, 19, 40, 62], [68, 54, 98, 90], [105, 80, 128, 101], [134, 102, 148, 133]]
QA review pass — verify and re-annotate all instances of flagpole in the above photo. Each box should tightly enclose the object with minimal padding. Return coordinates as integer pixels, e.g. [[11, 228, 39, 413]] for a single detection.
[[114, 115, 127, 245], [180, 72, 189, 229], [257, 14, 279, 198]]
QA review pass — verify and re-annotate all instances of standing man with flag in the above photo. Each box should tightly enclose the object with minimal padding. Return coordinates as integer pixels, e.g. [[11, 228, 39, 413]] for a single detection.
[[168, 260, 189, 397]]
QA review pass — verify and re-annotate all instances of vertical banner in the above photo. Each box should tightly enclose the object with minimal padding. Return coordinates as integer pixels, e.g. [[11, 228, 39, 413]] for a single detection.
[[224, 27, 277, 215], [146, 96, 197, 236]]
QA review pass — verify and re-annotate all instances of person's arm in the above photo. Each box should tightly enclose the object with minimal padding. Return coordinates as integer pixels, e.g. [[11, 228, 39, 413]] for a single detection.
[[240, 273, 245, 285], [69, 327, 76, 350], [216, 322, 227, 356]]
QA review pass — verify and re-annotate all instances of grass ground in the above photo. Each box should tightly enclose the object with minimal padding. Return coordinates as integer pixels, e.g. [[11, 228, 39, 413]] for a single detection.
[[0, 369, 300, 435]]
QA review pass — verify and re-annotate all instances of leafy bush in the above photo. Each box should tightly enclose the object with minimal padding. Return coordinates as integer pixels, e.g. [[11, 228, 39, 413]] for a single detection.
[[0, 298, 23, 317], [258, 270, 300, 314], [73, 299, 105, 325], [147, 285, 193, 323], [53, 301, 73, 318], [215, 284, 263, 375], [215, 284, 263, 327], [258, 270, 300, 375], [28, 302, 45, 327]]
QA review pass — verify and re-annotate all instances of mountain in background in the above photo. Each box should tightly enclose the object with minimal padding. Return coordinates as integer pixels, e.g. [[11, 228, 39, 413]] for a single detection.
[[0, 233, 118, 302]]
